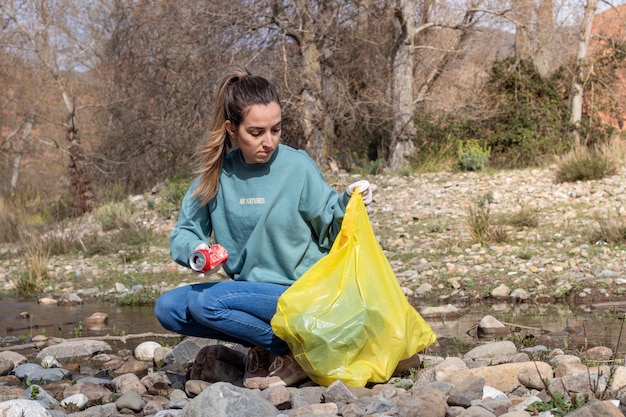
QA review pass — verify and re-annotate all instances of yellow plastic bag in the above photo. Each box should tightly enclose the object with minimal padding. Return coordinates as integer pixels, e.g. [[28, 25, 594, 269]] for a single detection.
[[271, 191, 436, 387]]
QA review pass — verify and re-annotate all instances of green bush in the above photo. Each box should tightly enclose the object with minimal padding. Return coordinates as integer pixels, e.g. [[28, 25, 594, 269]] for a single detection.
[[93, 201, 134, 231], [457, 140, 491, 171], [163, 180, 190, 206]]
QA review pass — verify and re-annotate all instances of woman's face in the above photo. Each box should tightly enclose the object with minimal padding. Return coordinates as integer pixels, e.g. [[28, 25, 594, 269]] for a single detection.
[[226, 102, 281, 164]]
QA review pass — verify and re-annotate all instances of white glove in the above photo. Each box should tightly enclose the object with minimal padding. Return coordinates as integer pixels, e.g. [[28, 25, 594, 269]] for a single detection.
[[190, 243, 222, 278], [347, 180, 373, 205]]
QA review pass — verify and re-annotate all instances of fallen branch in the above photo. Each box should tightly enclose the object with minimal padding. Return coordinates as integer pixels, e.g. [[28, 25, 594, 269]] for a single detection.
[[501, 321, 548, 333], [0, 332, 182, 352]]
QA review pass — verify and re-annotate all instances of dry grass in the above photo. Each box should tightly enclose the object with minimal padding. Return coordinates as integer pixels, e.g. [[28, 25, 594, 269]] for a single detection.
[[554, 141, 624, 183]]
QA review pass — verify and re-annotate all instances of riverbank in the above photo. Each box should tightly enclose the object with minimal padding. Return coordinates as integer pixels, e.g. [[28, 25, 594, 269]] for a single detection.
[[3, 164, 626, 312]]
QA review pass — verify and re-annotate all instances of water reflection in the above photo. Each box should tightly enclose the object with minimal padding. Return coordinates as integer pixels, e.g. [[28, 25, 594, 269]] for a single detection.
[[0, 298, 163, 340], [422, 301, 626, 356], [1, 298, 624, 356]]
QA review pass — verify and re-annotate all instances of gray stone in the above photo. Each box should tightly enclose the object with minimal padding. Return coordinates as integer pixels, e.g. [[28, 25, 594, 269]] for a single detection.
[[180, 381, 280, 417], [457, 405, 497, 416], [563, 399, 624, 417], [464, 341, 518, 360], [0, 358, 13, 376], [64, 402, 118, 416], [0, 351, 28, 368], [447, 376, 485, 407], [115, 390, 145, 412], [36, 340, 112, 362], [0, 399, 53, 416], [170, 337, 215, 365], [112, 372, 148, 395], [289, 386, 326, 409], [321, 380, 358, 405], [477, 315, 507, 337], [167, 397, 191, 409], [398, 388, 447, 417], [24, 384, 59, 407]]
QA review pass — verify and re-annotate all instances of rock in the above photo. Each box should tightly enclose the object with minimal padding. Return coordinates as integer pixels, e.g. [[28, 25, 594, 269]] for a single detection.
[[420, 304, 461, 318], [564, 399, 624, 417], [490, 284, 511, 298], [154, 346, 173, 367], [63, 381, 112, 403], [170, 337, 216, 365], [260, 385, 291, 408], [38, 297, 57, 305], [398, 388, 448, 417], [36, 340, 112, 362], [109, 357, 150, 378], [0, 399, 53, 416], [61, 393, 89, 410], [464, 341, 518, 360], [583, 346, 614, 362], [509, 288, 530, 300], [83, 312, 109, 328], [115, 390, 145, 412], [477, 315, 508, 337], [0, 359, 13, 376], [135, 341, 163, 361], [447, 376, 485, 407], [57, 292, 82, 306], [180, 382, 280, 417], [441, 361, 553, 394], [112, 373, 148, 395], [0, 351, 28, 368]]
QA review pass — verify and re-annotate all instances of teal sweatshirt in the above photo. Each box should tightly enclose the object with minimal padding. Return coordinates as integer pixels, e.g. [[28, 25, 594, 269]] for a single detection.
[[169, 144, 350, 285]]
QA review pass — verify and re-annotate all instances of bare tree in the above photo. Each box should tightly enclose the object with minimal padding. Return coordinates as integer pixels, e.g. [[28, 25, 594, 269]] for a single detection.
[[0, 0, 101, 215]]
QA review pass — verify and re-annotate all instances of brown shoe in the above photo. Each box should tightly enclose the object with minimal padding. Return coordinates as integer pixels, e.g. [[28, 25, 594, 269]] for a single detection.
[[243, 346, 275, 388], [244, 353, 308, 389]]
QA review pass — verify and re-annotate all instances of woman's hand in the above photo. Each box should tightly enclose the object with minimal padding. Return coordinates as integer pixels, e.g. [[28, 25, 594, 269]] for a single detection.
[[347, 180, 373, 205]]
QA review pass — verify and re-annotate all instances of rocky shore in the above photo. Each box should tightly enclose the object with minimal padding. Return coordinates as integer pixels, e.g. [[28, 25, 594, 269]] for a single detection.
[[2, 333, 626, 417], [4, 164, 626, 308]]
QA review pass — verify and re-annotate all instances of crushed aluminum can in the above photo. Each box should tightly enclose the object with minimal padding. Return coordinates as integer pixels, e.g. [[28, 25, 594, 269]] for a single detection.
[[190, 244, 229, 273]]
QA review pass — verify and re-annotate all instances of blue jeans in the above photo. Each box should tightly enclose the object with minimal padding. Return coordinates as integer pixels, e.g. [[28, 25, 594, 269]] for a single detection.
[[154, 281, 290, 355]]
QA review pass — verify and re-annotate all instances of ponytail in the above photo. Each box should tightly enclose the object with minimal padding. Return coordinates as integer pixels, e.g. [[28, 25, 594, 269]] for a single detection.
[[193, 67, 281, 205]]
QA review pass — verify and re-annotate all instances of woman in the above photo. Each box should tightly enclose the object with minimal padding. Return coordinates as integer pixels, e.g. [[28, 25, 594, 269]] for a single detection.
[[155, 67, 372, 389]]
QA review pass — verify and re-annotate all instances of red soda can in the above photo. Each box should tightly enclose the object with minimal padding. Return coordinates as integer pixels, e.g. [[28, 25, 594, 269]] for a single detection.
[[190, 244, 229, 273]]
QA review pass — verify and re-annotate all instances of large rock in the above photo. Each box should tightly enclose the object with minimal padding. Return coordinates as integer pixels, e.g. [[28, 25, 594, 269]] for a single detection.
[[463, 340, 518, 360], [439, 361, 553, 394], [0, 399, 53, 416], [36, 340, 112, 362], [181, 382, 280, 417]]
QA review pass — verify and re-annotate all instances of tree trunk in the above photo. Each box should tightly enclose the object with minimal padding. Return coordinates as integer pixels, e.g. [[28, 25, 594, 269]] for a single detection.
[[388, 0, 418, 171], [514, 0, 533, 62], [299, 33, 328, 165], [10, 115, 34, 196], [534, 0, 554, 78], [570, 0, 598, 146], [64, 93, 93, 216]]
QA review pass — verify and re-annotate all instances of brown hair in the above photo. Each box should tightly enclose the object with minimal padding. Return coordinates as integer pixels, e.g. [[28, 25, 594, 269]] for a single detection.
[[193, 67, 281, 205]]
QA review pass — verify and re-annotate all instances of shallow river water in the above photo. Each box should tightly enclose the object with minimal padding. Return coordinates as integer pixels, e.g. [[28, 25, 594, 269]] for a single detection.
[[1, 297, 626, 356]]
